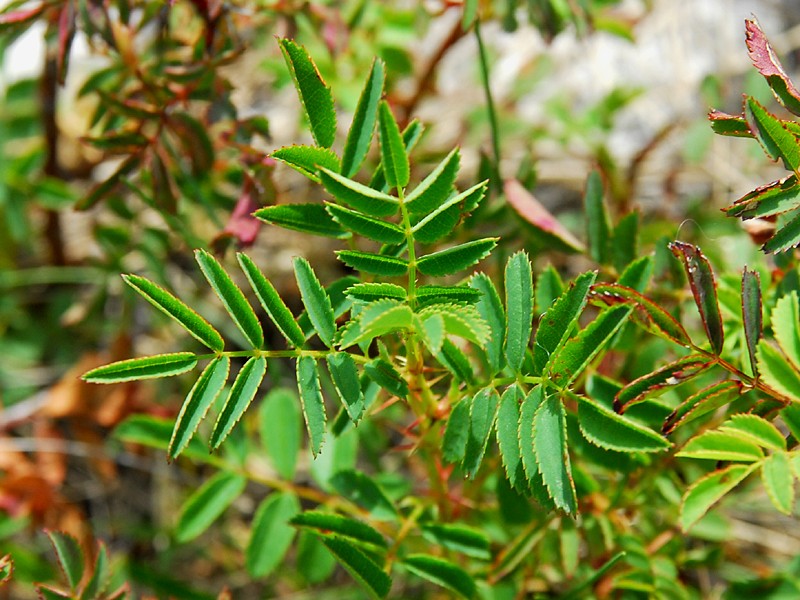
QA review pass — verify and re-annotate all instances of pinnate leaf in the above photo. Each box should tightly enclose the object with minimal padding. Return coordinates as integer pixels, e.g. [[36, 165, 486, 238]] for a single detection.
[[83, 352, 197, 383], [416, 285, 482, 307], [708, 109, 752, 137], [330, 470, 397, 520], [443, 397, 471, 464], [342, 58, 385, 177], [584, 170, 610, 264], [123, 274, 224, 352], [176, 471, 247, 542], [294, 257, 335, 347], [416, 238, 497, 277], [322, 537, 391, 599], [504, 251, 533, 373], [339, 300, 413, 348], [763, 211, 800, 253], [247, 492, 300, 578], [720, 414, 786, 451], [680, 464, 755, 531], [403, 554, 476, 599], [772, 292, 800, 371], [320, 168, 399, 217], [210, 356, 267, 450], [346, 282, 406, 303], [364, 358, 408, 398], [420, 523, 490, 560], [296, 356, 327, 456]]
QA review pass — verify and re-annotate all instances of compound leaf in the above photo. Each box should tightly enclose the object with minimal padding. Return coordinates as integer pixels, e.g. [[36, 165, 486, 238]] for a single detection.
[[271, 144, 340, 180], [745, 96, 800, 173], [443, 397, 472, 464], [757, 340, 800, 403], [260, 388, 302, 480], [496, 385, 525, 489], [45, 530, 83, 592], [742, 268, 763, 375], [663, 380, 742, 435], [720, 414, 786, 451], [615, 354, 711, 413], [745, 18, 800, 116], [584, 170, 610, 264], [470, 273, 505, 374], [677, 431, 764, 462], [320, 168, 399, 217], [420, 524, 490, 560]]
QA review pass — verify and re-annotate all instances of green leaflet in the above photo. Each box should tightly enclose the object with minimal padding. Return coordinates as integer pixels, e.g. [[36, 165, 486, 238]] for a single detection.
[[463, 388, 500, 478], [322, 537, 391, 599], [371, 119, 424, 192], [296, 356, 327, 456], [339, 300, 413, 348], [123, 274, 224, 351], [547, 305, 632, 388], [669, 242, 724, 354], [345, 282, 406, 303], [81, 541, 109, 599], [436, 339, 475, 384], [378, 101, 409, 191], [611, 211, 638, 272], [402, 554, 476, 600], [46, 531, 83, 592], [618, 256, 654, 292], [742, 268, 762, 375], [584, 170, 610, 264], [341, 58, 385, 177], [416, 285, 482, 307], [254, 204, 349, 239], [330, 470, 397, 520], [420, 523, 491, 560], [291, 511, 387, 548], [405, 148, 460, 214], [238, 253, 306, 348], [416, 238, 498, 277], [470, 273, 505, 374], [82, 352, 197, 383], [278, 38, 336, 148], [326, 203, 406, 244], [757, 340, 800, 403], [575, 393, 671, 453], [114, 414, 206, 459], [209, 356, 267, 450], [496, 385, 525, 489], [364, 358, 408, 398], [336, 250, 409, 277], [709, 110, 752, 137], [195, 250, 263, 349], [763, 210, 800, 253], [677, 431, 764, 462], [259, 388, 302, 480], [772, 292, 800, 371], [176, 471, 247, 542], [271, 144, 341, 180], [418, 303, 488, 346], [663, 380, 742, 435], [418, 312, 444, 354], [614, 354, 711, 413], [533, 271, 596, 374], [720, 414, 786, 451], [519, 386, 556, 510], [680, 464, 755, 531], [294, 257, 335, 347], [169, 357, 230, 460], [412, 182, 487, 244], [762, 451, 795, 514], [247, 492, 300, 578], [724, 175, 800, 219], [535, 265, 564, 314], [319, 168, 399, 217], [504, 251, 534, 373], [327, 352, 365, 422], [443, 397, 471, 464], [744, 96, 800, 173], [533, 392, 577, 514]]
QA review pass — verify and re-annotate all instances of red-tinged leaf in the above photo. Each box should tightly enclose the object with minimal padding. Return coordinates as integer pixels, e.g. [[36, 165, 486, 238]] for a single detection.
[[669, 242, 724, 354], [504, 179, 585, 253], [151, 151, 178, 214], [0, 3, 45, 26], [614, 354, 711, 413], [589, 283, 692, 347], [169, 112, 215, 175], [708, 110, 753, 138], [56, 2, 76, 84], [742, 268, 762, 375], [662, 380, 743, 435], [220, 175, 261, 247], [723, 176, 800, 219], [745, 18, 800, 117]]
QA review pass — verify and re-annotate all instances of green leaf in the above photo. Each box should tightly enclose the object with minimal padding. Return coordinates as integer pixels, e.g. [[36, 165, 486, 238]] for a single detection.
[[247, 492, 300, 577], [81, 542, 109, 600], [709, 109, 752, 137], [209, 356, 267, 450], [176, 471, 247, 542], [443, 397, 471, 464], [533, 392, 577, 514], [169, 357, 230, 460], [364, 358, 408, 398], [504, 251, 534, 373], [615, 354, 712, 413], [326, 203, 406, 244], [435, 339, 475, 384], [470, 273, 505, 374], [296, 356, 327, 456], [536, 265, 564, 314], [575, 393, 671, 453], [782, 404, 800, 442], [195, 249, 263, 349], [327, 352, 366, 422], [680, 464, 755, 531], [405, 149, 460, 214], [533, 271, 596, 374], [663, 380, 742, 435], [518, 387, 556, 510], [342, 59, 386, 177], [757, 340, 800, 403], [371, 119, 424, 191], [744, 96, 800, 172], [773, 292, 800, 371], [618, 255, 654, 292], [271, 144, 340, 180], [319, 168, 399, 217], [238, 253, 306, 348], [336, 250, 409, 276], [418, 303, 488, 346], [463, 388, 500, 478], [417, 238, 497, 277], [420, 523, 490, 560], [720, 414, 786, 451], [677, 431, 764, 462], [496, 385, 525, 489], [346, 282, 406, 303], [742, 268, 762, 375], [294, 257, 335, 347], [45, 530, 83, 592], [763, 210, 800, 253], [548, 305, 632, 388], [669, 242, 724, 354], [123, 274, 224, 352], [292, 511, 387, 548], [378, 101, 409, 191], [418, 312, 444, 354], [612, 211, 638, 272], [260, 388, 302, 480], [254, 204, 349, 239], [762, 451, 795, 514], [114, 414, 205, 458], [339, 300, 414, 348], [724, 175, 800, 219], [322, 537, 391, 599], [416, 285, 482, 307], [278, 38, 336, 148], [82, 352, 197, 383], [412, 182, 488, 244], [403, 554, 476, 599], [584, 170, 610, 264], [329, 470, 397, 520]]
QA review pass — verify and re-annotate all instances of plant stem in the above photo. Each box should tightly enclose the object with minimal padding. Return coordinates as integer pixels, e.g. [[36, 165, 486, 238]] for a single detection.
[[475, 20, 502, 183]]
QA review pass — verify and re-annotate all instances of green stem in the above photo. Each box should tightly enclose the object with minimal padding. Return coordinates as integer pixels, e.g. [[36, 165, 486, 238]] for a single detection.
[[194, 348, 371, 364], [475, 21, 501, 182]]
